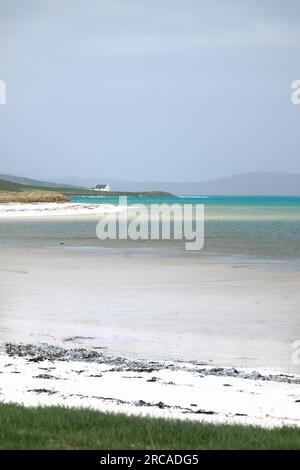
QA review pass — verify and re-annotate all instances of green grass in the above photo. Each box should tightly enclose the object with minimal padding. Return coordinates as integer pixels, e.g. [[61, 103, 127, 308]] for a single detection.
[[0, 179, 28, 192], [0, 404, 299, 450]]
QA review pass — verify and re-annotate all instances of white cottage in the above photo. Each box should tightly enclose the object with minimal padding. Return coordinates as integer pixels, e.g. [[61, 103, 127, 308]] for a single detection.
[[93, 184, 110, 192]]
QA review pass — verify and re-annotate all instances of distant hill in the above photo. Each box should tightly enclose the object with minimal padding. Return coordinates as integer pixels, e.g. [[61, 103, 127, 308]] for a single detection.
[[0, 179, 27, 191], [0, 174, 78, 189], [57, 172, 300, 196], [2, 172, 300, 196]]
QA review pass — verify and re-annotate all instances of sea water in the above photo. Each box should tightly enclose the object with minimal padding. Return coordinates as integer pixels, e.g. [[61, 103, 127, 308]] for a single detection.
[[1, 196, 300, 261]]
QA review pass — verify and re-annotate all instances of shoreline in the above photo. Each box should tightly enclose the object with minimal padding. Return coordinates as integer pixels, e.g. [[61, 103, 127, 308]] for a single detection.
[[1, 342, 300, 429], [1, 201, 300, 221]]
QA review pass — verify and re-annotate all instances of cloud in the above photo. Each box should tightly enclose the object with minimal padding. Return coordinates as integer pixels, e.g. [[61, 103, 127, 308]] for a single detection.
[[1, 0, 300, 60], [1, 0, 300, 180]]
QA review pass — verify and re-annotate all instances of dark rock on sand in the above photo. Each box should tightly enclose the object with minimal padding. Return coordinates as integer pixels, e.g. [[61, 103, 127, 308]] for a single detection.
[[27, 388, 57, 395], [195, 409, 216, 415], [5, 342, 300, 385]]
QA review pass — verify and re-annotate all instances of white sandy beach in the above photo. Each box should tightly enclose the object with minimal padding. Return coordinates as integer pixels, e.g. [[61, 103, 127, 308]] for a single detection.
[[0, 202, 122, 218], [1, 348, 300, 429], [1, 244, 300, 427], [1, 247, 299, 371]]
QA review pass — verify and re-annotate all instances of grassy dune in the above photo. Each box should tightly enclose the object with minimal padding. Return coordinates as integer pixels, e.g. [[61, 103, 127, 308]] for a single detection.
[[0, 404, 299, 450], [0, 190, 69, 203]]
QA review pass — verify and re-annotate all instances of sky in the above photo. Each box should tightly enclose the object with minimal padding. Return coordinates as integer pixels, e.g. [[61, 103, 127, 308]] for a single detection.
[[0, 0, 300, 182]]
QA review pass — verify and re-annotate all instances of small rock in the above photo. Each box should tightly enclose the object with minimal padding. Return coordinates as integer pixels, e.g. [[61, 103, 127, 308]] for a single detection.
[[147, 376, 159, 382]]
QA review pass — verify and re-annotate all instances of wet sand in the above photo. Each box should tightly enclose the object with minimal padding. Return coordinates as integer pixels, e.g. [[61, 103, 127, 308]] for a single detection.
[[1, 247, 299, 373], [1, 246, 300, 427]]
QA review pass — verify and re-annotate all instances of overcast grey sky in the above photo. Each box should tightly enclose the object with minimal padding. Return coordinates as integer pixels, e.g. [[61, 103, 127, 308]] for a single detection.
[[0, 0, 299, 182]]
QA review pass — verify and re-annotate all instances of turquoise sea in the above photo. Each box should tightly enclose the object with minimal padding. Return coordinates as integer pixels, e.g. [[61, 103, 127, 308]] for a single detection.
[[1, 196, 300, 261], [71, 195, 300, 208]]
